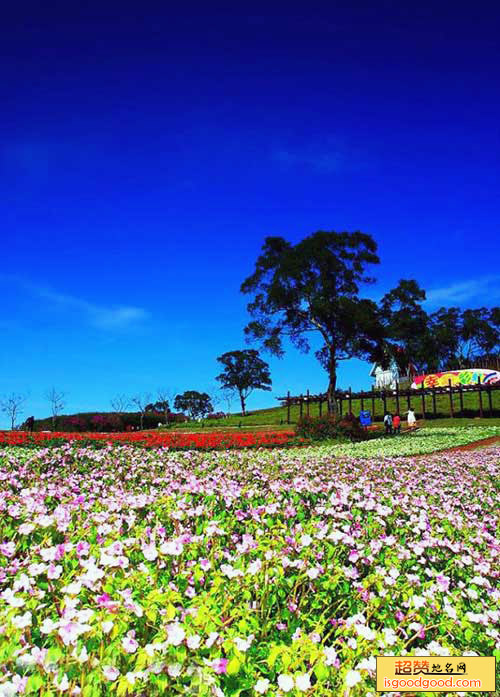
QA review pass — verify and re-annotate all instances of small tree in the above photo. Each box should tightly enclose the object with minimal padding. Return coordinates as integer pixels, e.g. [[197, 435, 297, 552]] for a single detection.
[[131, 393, 152, 430], [221, 388, 235, 416], [156, 387, 177, 424], [174, 391, 213, 420], [1, 393, 26, 430], [45, 388, 65, 430], [215, 349, 272, 416], [110, 394, 130, 414]]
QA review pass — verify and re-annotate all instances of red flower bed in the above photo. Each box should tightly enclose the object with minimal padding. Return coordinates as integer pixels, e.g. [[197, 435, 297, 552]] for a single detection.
[[0, 430, 298, 449]]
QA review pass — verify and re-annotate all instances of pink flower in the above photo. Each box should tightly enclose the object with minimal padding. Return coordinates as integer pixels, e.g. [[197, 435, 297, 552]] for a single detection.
[[122, 630, 139, 653], [211, 658, 228, 674]]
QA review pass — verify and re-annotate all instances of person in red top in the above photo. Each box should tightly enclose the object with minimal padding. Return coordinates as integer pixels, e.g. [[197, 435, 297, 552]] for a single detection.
[[393, 413, 401, 434]]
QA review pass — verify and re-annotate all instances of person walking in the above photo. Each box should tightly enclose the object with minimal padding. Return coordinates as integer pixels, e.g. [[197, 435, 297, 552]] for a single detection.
[[407, 408, 417, 430], [383, 412, 393, 435], [393, 413, 401, 434]]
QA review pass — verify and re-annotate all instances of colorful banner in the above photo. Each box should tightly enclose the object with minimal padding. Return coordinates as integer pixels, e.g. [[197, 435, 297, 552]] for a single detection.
[[412, 368, 500, 389]]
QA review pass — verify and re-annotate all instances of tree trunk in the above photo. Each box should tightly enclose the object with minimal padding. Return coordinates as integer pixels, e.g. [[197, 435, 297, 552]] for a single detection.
[[239, 392, 246, 416], [326, 349, 338, 414]]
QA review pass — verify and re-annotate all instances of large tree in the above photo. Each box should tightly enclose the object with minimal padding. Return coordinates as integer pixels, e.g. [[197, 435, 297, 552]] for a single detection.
[[241, 231, 386, 413], [174, 391, 213, 420], [215, 349, 272, 416]]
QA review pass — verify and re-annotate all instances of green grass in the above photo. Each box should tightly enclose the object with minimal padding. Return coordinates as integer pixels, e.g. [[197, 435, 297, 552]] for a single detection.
[[164, 392, 500, 431]]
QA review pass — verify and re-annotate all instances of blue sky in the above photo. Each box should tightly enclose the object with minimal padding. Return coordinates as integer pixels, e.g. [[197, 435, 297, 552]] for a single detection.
[[2, 2, 499, 425]]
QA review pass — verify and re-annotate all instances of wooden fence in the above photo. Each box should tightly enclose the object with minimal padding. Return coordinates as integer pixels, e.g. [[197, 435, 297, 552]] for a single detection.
[[277, 379, 500, 424]]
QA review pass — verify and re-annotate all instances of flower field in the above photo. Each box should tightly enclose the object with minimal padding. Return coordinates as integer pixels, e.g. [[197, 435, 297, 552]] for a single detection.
[[0, 436, 499, 696], [0, 430, 296, 450]]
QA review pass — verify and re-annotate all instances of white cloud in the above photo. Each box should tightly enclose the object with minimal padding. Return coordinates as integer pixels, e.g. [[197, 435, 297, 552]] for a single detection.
[[4, 276, 149, 329], [425, 275, 500, 306], [273, 148, 343, 172]]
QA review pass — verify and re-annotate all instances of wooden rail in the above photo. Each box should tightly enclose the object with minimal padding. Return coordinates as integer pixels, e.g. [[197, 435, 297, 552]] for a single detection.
[[278, 380, 500, 424]]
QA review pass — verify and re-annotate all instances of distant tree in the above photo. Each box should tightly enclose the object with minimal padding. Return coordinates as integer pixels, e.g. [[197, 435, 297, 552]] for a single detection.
[[131, 393, 152, 430], [427, 307, 462, 370], [423, 306, 499, 370], [241, 231, 385, 413], [1, 393, 26, 430], [45, 387, 65, 430], [460, 308, 499, 364], [156, 387, 177, 425], [380, 280, 437, 372], [110, 394, 130, 414], [174, 391, 213, 420], [215, 349, 272, 416], [220, 388, 235, 416]]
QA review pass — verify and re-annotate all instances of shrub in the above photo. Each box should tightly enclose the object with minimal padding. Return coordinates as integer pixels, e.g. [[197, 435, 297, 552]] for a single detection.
[[295, 414, 368, 442]]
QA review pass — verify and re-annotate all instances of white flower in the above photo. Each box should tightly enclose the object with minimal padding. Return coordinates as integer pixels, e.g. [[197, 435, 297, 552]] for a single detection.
[[160, 540, 184, 555], [254, 678, 270, 694], [234, 635, 253, 652], [40, 617, 59, 634], [277, 674, 294, 692], [382, 627, 397, 646], [187, 634, 201, 649], [324, 645, 337, 665], [357, 656, 376, 672], [248, 559, 262, 575], [205, 631, 219, 648], [295, 673, 311, 691], [306, 567, 320, 580], [122, 635, 139, 653], [167, 663, 182, 677], [355, 623, 376, 640], [102, 666, 119, 681], [345, 670, 362, 687], [166, 623, 185, 646], [1, 588, 25, 608], [300, 534, 313, 547], [54, 673, 69, 691], [142, 544, 158, 561], [12, 611, 32, 629], [101, 620, 114, 633]]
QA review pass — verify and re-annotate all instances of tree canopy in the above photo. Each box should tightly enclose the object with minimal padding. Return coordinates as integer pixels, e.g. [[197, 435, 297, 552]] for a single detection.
[[215, 349, 272, 415], [173, 391, 213, 420], [241, 231, 386, 411]]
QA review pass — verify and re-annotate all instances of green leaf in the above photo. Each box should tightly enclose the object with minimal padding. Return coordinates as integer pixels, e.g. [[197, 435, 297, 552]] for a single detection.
[[226, 656, 241, 675], [314, 661, 329, 681]]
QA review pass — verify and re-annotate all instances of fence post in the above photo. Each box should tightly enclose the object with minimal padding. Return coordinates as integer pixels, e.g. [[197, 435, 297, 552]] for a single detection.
[[406, 388, 411, 412], [432, 386, 437, 416], [287, 390, 291, 425], [299, 395, 303, 420], [487, 384, 493, 417], [421, 382, 426, 420], [395, 382, 400, 414], [478, 377, 483, 418], [459, 384, 464, 414], [448, 380, 454, 417], [371, 386, 375, 420], [306, 389, 310, 417], [319, 398, 323, 417]]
